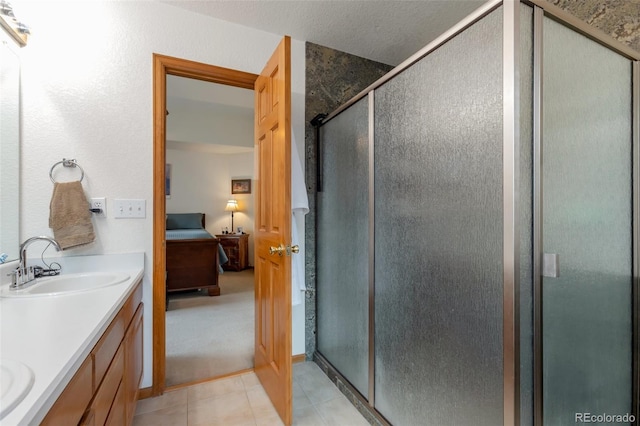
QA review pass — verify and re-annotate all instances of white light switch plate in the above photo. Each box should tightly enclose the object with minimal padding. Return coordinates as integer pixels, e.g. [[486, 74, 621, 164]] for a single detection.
[[114, 199, 146, 218]]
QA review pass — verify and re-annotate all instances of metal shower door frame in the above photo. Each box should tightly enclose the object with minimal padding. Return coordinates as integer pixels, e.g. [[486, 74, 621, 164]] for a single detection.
[[528, 1, 640, 424]]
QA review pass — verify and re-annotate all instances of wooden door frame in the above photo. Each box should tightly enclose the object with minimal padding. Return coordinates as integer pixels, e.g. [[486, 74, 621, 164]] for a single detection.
[[151, 54, 258, 396]]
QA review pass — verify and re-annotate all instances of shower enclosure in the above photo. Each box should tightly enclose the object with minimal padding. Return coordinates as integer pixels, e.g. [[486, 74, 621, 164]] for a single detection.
[[315, 1, 639, 425]]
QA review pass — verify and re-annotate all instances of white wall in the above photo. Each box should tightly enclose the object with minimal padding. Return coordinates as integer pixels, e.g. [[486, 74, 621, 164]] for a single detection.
[[166, 149, 256, 263], [17, 1, 306, 388], [167, 97, 254, 150]]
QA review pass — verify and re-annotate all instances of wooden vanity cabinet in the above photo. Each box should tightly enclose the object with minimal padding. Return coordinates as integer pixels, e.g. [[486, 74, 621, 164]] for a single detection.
[[41, 280, 143, 426]]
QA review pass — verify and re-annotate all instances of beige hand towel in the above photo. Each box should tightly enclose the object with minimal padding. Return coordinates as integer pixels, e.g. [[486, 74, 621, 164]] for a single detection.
[[49, 181, 95, 249]]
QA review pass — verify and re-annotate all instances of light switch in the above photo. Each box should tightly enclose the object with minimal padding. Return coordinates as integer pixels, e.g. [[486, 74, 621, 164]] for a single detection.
[[114, 199, 146, 218]]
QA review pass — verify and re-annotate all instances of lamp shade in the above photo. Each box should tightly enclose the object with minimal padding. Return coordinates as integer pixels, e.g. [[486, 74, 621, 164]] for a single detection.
[[225, 199, 239, 212]]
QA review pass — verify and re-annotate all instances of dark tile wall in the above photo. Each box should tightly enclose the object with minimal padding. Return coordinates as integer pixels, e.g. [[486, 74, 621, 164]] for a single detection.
[[304, 42, 392, 359], [549, 0, 640, 54]]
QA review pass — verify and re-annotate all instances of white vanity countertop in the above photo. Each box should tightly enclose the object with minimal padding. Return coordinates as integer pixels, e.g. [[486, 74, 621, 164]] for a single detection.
[[0, 252, 144, 426]]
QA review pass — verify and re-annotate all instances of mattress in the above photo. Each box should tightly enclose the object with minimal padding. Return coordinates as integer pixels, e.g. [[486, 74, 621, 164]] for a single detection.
[[166, 229, 214, 240]]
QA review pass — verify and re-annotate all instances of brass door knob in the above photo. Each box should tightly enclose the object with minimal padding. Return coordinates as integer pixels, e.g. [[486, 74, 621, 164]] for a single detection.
[[269, 245, 286, 256], [269, 245, 300, 256]]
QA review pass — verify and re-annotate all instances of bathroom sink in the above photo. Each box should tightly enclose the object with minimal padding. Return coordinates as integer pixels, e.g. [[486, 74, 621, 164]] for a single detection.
[[0, 272, 130, 297], [0, 359, 34, 420]]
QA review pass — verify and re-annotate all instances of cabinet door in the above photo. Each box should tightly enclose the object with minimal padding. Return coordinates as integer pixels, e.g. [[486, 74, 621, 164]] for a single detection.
[[125, 303, 144, 424], [93, 310, 125, 389], [41, 356, 93, 426], [90, 344, 125, 426], [105, 381, 126, 426]]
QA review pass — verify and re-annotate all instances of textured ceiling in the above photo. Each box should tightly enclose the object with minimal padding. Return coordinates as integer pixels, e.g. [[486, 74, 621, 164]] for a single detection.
[[160, 0, 487, 66]]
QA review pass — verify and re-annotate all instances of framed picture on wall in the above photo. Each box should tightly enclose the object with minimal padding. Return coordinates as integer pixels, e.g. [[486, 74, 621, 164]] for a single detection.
[[232, 179, 251, 194], [166, 164, 172, 198]]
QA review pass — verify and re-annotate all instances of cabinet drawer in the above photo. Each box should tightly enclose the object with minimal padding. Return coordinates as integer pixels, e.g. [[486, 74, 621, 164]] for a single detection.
[[105, 380, 126, 426], [92, 313, 125, 389], [121, 283, 143, 329], [90, 343, 125, 426], [41, 356, 93, 426]]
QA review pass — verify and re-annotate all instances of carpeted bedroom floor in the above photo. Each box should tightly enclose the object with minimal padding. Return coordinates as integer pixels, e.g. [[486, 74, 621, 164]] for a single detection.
[[165, 269, 255, 387]]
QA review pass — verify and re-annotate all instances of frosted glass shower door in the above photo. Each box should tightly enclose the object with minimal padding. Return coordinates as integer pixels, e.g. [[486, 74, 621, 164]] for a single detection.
[[374, 8, 504, 425], [541, 17, 633, 424], [317, 97, 370, 398]]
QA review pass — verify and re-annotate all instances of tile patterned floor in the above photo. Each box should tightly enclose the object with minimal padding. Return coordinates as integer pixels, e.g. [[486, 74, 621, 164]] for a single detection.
[[133, 362, 370, 426]]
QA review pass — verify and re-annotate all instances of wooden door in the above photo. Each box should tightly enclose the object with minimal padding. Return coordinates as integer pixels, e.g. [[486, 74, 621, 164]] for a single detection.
[[254, 36, 293, 426]]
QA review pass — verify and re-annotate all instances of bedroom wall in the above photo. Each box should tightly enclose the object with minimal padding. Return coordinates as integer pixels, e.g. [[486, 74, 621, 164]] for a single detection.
[[166, 149, 256, 263], [17, 0, 306, 388]]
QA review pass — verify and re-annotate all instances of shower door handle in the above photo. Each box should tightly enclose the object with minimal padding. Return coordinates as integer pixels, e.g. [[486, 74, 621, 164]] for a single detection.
[[542, 253, 559, 278]]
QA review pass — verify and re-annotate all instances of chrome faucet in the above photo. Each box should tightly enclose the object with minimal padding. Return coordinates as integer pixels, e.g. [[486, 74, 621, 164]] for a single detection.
[[10, 236, 62, 289]]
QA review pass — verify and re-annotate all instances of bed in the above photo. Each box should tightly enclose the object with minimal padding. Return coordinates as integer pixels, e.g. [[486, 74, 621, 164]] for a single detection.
[[165, 213, 227, 298]]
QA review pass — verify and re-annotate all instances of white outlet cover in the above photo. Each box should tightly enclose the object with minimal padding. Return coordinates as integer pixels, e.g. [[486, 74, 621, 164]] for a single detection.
[[90, 197, 106, 217]]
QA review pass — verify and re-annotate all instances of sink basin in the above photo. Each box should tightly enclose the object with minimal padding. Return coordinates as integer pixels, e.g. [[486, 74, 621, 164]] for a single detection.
[[1, 272, 130, 297], [0, 359, 34, 420]]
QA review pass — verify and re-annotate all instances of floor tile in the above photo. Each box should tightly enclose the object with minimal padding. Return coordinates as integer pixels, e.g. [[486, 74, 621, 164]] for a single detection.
[[292, 381, 313, 410], [135, 388, 188, 415], [296, 369, 343, 404], [315, 396, 370, 426], [241, 371, 262, 390], [135, 361, 369, 426], [256, 413, 286, 426], [188, 391, 256, 426], [246, 384, 280, 419], [292, 404, 327, 426], [188, 375, 246, 402], [293, 361, 322, 379], [133, 404, 188, 426]]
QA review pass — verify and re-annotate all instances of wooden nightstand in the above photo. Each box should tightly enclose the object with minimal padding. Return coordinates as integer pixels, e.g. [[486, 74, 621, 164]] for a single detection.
[[216, 233, 249, 271]]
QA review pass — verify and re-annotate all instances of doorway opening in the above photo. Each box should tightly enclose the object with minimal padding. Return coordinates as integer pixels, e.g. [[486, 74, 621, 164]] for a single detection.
[[164, 75, 256, 387], [152, 54, 258, 396]]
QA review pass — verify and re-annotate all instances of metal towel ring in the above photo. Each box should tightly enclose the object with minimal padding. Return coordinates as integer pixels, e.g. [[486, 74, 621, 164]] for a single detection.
[[49, 158, 85, 183]]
